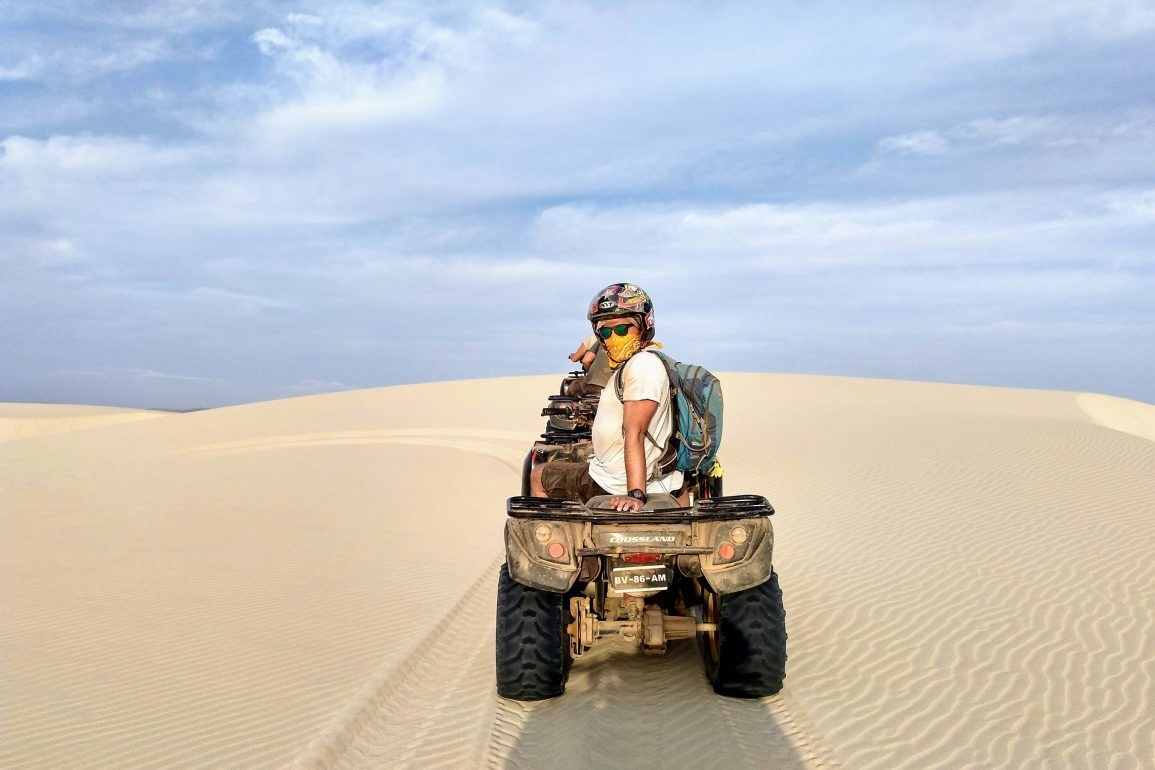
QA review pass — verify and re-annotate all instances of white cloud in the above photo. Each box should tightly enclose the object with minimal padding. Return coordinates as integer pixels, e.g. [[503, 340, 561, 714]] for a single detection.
[[0, 33, 203, 85], [186, 287, 293, 314], [875, 267, 1142, 304], [960, 116, 1063, 145], [284, 378, 355, 393], [0, 60, 37, 81], [906, 0, 1155, 62], [386, 255, 592, 283], [0, 234, 82, 267], [2, 0, 237, 31], [57, 366, 223, 384], [0, 0, 241, 85], [246, 7, 537, 143], [2, 0, 1153, 406], [252, 27, 294, 55], [878, 130, 951, 156], [253, 69, 448, 138], [0, 134, 198, 174], [112, 0, 237, 32], [0, 135, 208, 225], [877, 114, 1155, 159], [88, 284, 293, 315], [1106, 188, 1155, 221], [534, 189, 1155, 273]]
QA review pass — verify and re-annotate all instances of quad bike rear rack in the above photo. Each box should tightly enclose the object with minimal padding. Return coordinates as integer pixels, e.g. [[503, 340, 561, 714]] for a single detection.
[[506, 494, 774, 523]]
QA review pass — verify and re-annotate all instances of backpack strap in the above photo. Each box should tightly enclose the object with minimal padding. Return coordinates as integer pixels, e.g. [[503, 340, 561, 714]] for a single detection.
[[614, 350, 679, 478]]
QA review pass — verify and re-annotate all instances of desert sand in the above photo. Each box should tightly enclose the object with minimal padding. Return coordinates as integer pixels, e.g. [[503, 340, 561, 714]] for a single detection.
[[2, 373, 1153, 769], [0, 403, 168, 442]]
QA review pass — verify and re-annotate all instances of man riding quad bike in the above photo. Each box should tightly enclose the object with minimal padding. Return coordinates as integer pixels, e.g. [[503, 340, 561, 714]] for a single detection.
[[496, 284, 787, 700]]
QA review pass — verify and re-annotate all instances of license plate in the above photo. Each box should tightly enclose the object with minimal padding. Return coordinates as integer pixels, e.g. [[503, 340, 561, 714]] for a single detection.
[[609, 564, 671, 594]]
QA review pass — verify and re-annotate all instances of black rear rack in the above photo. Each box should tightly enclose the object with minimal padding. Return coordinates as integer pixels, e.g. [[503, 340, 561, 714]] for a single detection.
[[506, 494, 774, 523]]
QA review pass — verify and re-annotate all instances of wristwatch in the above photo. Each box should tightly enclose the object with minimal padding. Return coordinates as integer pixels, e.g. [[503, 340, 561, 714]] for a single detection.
[[627, 488, 647, 504]]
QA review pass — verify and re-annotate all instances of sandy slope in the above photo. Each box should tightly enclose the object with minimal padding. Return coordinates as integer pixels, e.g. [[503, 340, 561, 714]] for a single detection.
[[2, 374, 1152, 769], [0, 403, 169, 442]]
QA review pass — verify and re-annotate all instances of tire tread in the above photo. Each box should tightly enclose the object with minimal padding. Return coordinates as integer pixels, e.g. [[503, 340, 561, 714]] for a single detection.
[[496, 565, 571, 700], [711, 570, 787, 698]]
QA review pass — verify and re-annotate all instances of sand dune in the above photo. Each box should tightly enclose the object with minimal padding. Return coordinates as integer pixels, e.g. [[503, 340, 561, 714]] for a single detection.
[[2, 374, 1153, 769], [1077, 393, 1155, 443], [0, 403, 169, 442]]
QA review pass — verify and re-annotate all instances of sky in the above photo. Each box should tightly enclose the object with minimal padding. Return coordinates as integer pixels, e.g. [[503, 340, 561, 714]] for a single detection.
[[1, 0, 1153, 409]]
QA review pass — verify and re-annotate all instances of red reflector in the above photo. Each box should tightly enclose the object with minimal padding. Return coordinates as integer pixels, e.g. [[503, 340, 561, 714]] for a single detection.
[[718, 542, 736, 560], [622, 552, 662, 563], [547, 542, 565, 559]]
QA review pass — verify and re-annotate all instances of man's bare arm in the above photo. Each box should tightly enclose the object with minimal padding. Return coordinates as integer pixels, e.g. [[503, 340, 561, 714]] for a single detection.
[[622, 398, 659, 494]]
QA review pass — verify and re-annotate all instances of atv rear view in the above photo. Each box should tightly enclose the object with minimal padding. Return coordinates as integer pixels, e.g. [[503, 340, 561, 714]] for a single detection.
[[496, 374, 786, 700], [498, 493, 786, 700]]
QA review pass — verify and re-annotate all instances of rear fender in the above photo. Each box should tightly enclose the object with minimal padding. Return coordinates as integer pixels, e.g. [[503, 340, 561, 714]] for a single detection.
[[694, 516, 774, 593], [504, 518, 584, 592]]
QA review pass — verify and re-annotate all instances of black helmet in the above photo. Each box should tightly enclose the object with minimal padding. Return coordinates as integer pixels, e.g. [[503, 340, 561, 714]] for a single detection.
[[587, 283, 655, 340]]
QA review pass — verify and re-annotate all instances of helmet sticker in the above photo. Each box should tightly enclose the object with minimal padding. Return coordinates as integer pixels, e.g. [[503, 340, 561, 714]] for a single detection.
[[588, 282, 654, 329]]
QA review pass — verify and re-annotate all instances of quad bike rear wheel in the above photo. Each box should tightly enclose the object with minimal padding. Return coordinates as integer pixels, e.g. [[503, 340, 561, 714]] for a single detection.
[[699, 570, 787, 697], [496, 565, 573, 700]]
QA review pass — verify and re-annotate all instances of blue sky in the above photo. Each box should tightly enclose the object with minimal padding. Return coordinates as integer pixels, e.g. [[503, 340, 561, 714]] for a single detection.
[[2, 0, 1153, 408]]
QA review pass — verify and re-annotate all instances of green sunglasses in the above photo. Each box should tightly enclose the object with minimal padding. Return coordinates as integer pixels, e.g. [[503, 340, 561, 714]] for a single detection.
[[597, 323, 637, 340]]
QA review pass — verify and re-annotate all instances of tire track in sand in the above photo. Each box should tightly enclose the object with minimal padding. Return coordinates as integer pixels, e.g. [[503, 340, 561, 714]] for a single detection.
[[291, 562, 839, 769], [172, 428, 532, 476], [288, 558, 507, 769]]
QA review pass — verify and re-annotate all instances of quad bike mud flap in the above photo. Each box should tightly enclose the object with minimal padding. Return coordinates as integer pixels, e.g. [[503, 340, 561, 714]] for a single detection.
[[504, 517, 585, 593], [693, 517, 774, 594]]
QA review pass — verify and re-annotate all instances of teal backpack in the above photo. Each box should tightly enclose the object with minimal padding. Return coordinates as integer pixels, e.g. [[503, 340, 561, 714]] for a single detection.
[[615, 349, 724, 476]]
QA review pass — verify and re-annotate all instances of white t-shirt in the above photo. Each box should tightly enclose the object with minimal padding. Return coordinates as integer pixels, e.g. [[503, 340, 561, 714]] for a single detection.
[[587, 350, 684, 496]]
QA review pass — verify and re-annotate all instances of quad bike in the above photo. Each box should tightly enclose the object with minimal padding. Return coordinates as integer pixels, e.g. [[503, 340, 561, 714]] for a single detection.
[[497, 372, 786, 700]]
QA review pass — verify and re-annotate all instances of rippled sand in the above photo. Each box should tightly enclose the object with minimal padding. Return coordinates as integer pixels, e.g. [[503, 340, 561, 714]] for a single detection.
[[2, 375, 1152, 769]]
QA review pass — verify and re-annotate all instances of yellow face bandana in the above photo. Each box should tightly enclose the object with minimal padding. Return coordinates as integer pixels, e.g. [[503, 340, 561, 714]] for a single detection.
[[604, 329, 643, 368]]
